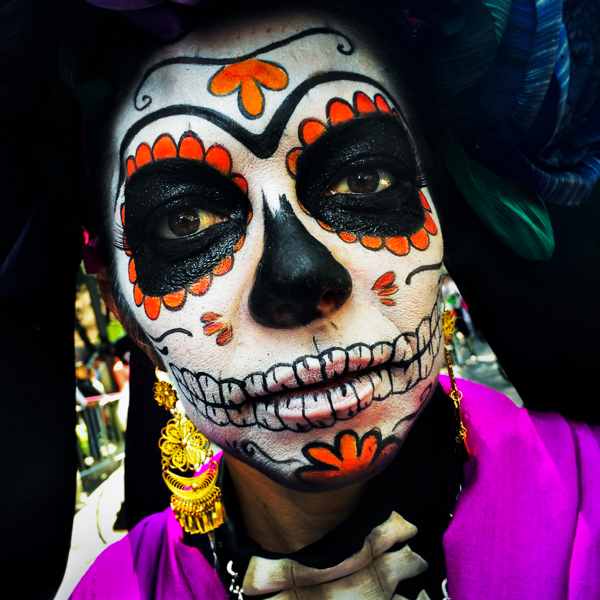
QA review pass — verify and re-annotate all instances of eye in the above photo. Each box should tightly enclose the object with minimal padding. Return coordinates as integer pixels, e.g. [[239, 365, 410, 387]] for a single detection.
[[325, 168, 396, 196], [155, 207, 228, 239]]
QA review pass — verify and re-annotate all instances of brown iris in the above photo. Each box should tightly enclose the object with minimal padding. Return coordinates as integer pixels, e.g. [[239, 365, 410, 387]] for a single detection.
[[347, 168, 380, 193]]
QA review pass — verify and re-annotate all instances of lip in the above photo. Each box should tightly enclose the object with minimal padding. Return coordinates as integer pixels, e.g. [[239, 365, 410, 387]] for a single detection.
[[171, 299, 441, 432]]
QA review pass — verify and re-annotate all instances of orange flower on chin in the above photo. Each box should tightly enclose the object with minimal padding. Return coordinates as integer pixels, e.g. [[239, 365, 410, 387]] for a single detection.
[[298, 429, 397, 484], [285, 91, 438, 256]]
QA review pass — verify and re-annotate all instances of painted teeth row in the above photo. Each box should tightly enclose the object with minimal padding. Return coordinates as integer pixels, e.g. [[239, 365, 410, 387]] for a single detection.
[[170, 301, 441, 430]]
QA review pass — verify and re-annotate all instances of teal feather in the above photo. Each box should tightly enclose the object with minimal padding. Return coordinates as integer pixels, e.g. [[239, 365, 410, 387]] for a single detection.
[[482, 0, 513, 43], [443, 131, 555, 260]]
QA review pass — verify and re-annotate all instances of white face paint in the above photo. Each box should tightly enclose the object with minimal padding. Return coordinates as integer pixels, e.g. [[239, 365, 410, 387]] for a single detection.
[[107, 11, 444, 491]]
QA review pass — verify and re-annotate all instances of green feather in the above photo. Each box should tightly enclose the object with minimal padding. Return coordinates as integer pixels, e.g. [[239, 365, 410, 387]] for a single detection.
[[442, 131, 555, 261]]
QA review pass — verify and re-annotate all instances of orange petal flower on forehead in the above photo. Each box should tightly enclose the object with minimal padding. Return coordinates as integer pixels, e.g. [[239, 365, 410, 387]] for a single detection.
[[209, 58, 288, 119]]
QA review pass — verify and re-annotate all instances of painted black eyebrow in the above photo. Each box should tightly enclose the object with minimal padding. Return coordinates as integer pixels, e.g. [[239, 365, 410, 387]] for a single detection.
[[133, 27, 354, 110], [115, 71, 403, 209]]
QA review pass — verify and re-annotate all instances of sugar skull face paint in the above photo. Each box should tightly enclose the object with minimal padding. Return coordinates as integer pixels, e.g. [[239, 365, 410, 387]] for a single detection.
[[107, 11, 444, 492]]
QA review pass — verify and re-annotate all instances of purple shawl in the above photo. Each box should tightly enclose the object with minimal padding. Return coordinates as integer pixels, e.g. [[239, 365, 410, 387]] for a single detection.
[[71, 378, 600, 599]]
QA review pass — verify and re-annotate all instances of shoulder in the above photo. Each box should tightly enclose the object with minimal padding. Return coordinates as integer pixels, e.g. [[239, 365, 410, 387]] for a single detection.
[[70, 509, 228, 600]]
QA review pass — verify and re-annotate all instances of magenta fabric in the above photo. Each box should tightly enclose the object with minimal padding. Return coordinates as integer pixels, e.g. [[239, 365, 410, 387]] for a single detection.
[[440, 376, 600, 599], [72, 378, 600, 599]]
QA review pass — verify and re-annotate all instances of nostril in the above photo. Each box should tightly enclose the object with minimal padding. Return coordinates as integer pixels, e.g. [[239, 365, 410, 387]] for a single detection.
[[317, 290, 339, 316]]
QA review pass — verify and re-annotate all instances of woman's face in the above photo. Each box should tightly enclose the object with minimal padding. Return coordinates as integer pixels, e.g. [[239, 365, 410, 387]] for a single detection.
[[107, 11, 444, 491]]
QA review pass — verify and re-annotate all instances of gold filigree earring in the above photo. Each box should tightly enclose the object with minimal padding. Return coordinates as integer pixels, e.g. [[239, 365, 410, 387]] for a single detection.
[[154, 369, 225, 534], [441, 304, 468, 449]]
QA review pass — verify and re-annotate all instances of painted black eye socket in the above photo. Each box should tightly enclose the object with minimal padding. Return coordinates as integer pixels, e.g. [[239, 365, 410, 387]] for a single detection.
[[122, 158, 249, 297], [295, 114, 426, 239], [155, 207, 228, 239]]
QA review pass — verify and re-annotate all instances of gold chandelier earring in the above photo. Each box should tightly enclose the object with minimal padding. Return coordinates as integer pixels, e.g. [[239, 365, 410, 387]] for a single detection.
[[441, 302, 468, 451], [154, 368, 225, 534]]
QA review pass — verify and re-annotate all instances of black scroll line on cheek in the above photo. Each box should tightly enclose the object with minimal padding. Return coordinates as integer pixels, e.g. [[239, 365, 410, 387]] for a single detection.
[[225, 440, 302, 465], [148, 328, 193, 355], [405, 261, 443, 285], [115, 71, 400, 210], [133, 27, 354, 110]]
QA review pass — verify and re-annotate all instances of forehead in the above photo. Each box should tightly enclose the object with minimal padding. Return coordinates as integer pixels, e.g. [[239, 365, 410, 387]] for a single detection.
[[110, 11, 406, 177]]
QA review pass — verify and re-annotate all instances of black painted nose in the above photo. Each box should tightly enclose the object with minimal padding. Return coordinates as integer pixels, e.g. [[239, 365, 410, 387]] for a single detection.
[[248, 194, 352, 329]]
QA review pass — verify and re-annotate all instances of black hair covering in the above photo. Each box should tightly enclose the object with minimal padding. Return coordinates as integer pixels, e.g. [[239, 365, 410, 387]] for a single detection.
[[1, 1, 598, 598]]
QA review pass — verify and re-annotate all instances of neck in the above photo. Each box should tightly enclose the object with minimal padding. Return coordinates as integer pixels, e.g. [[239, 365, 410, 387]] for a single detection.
[[225, 453, 365, 554]]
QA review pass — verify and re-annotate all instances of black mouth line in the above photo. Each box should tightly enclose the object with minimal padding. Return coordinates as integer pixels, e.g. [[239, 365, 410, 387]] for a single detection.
[[169, 300, 442, 432]]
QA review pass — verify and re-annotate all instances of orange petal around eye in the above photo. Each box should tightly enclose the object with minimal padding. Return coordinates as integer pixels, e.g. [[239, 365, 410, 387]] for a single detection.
[[361, 236, 383, 249], [144, 296, 161, 320], [204, 322, 224, 335], [179, 134, 205, 160], [380, 298, 396, 306], [385, 236, 409, 256], [231, 175, 248, 194], [339, 231, 357, 243], [374, 94, 392, 113], [123, 235, 132, 256], [372, 271, 395, 290], [133, 283, 144, 306], [201, 312, 222, 323], [410, 228, 430, 250], [318, 221, 333, 231], [420, 190, 431, 211], [128, 259, 137, 283], [189, 275, 212, 296], [213, 256, 233, 276], [328, 99, 355, 126], [392, 110, 403, 124], [247, 209, 253, 222], [355, 92, 376, 114], [152, 135, 177, 159], [216, 326, 233, 346], [300, 120, 325, 145], [286, 148, 302, 177], [126, 157, 136, 177], [120, 204, 126, 225], [234, 235, 245, 252], [205, 146, 232, 175], [135, 143, 152, 168], [163, 289, 186, 309], [424, 212, 438, 235], [297, 201, 310, 215]]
